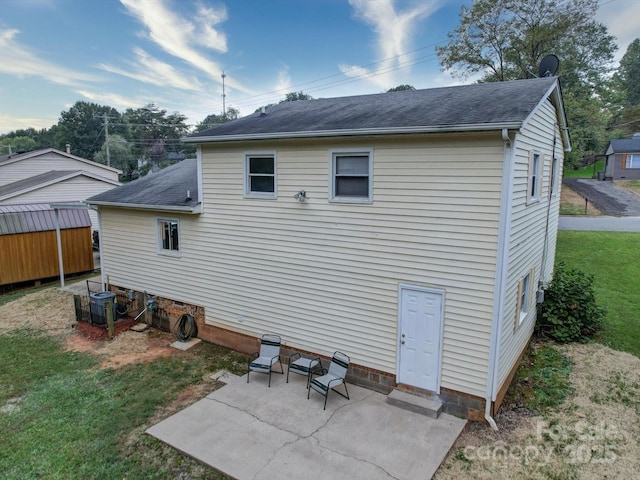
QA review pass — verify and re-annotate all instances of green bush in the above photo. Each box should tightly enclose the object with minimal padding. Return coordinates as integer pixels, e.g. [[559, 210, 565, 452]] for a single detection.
[[536, 262, 606, 343]]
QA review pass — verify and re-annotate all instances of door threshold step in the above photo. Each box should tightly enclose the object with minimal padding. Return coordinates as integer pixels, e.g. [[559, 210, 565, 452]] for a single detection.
[[386, 389, 442, 418]]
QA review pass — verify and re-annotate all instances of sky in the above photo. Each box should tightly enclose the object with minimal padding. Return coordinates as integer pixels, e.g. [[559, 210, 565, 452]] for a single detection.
[[1, 0, 639, 135]]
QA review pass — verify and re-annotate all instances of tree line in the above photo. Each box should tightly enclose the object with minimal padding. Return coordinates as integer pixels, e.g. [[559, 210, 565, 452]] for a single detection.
[[1, 0, 638, 175]]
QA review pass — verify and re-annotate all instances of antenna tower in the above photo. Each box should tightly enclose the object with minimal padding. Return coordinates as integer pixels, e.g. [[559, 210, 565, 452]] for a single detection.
[[221, 71, 227, 117]]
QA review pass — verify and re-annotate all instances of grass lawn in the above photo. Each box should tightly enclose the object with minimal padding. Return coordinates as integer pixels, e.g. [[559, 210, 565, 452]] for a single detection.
[[0, 327, 244, 479], [563, 159, 604, 178], [556, 230, 640, 357]]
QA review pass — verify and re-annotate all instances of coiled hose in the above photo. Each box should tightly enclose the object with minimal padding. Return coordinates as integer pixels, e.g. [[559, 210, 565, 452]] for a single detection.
[[174, 313, 198, 342]]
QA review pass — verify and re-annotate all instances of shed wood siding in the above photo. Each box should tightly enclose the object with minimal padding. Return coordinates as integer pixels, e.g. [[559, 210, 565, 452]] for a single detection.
[[0, 152, 119, 186], [100, 134, 504, 398], [0, 227, 94, 285], [496, 99, 564, 391], [0, 176, 115, 228]]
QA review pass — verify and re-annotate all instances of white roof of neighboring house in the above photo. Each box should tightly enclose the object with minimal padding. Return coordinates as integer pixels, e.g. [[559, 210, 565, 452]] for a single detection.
[[0, 170, 120, 202], [0, 147, 122, 175]]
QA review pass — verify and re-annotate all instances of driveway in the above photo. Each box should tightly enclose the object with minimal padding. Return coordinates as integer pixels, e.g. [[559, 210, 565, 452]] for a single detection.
[[563, 178, 640, 216], [147, 371, 466, 480], [559, 216, 640, 232]]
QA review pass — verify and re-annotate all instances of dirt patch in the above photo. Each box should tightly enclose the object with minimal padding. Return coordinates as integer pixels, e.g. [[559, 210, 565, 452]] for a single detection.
[[435, 343, 640, 479], [561, 185, 603, 215], [0, 288, 76, 335], [0, 287, 180, 369]]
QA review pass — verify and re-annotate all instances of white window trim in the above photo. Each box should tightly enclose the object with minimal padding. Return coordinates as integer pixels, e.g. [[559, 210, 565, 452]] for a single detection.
[[329, 148, 373, 204], [515, 266, 536, 329], [157, 218, 180, 257], [244, 151, 277, 199], [549, 155, 558, 197], [626, 154, 640, 169], [527, 151, 543, 204]]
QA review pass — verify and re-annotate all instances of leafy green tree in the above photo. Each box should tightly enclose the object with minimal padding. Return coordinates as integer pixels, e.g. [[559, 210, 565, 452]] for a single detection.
[[124, 104, 190, 165], [255, 92, 314, 113], [194, 107, 240, 132], [282, 91, 313, 102], [614, 39, 640, 107], [387, 85, 416, 92], [94, 134, 134, 175], [0, 135, 37, 154], [437, 0, 617, 165], [55, 101, 125, 159]]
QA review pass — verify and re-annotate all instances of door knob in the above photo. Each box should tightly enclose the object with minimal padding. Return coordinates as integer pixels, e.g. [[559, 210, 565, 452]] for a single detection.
[[401, 340, 405, 345]]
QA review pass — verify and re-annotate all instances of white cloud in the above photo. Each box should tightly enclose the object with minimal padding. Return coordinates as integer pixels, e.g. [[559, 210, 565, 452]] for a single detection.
[[0, 28, 101, 87], [0, 113, 57, 134], [120, 0, 250, 92], [342, 0, 440, 89], [275, 66, 292, 94], [76, 90, 146, 110], [100, 47, 202, 91], [195, 2, 229, 50]]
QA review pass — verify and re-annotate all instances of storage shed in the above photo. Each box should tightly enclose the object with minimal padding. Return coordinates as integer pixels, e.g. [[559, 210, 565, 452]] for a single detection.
[[0, 204, 94, 286]]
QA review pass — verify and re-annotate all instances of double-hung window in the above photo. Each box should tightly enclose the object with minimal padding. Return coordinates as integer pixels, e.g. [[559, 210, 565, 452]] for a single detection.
[[245, 153, 276, 198], [330, 150, 373, 203], [158, 218, 179, 256], [527, 151, 542, 203]]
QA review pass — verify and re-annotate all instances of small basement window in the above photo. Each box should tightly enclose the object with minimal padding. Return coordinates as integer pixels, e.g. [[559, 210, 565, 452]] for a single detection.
[[158, 218, 179, 256]]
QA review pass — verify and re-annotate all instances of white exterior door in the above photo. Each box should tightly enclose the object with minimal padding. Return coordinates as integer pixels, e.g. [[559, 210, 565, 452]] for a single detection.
[[398, 285, 443, 392]]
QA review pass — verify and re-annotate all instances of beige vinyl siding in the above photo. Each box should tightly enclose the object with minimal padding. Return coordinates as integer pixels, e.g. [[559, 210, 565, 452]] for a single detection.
[[496, 99, 564, 390], [0, 176, 116, 228], [0, 152, 120, 186], [101, 133, 504, 397]]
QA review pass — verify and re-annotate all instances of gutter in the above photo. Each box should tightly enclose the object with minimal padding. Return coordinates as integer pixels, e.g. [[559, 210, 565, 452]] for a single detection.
[[183, 122, 523, 144], [87, 201, 202, 214], [485, 128, 516, 431]]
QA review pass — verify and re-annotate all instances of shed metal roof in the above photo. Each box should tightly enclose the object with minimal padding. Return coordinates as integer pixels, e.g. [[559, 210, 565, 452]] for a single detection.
[[0, 203, 91, 235]]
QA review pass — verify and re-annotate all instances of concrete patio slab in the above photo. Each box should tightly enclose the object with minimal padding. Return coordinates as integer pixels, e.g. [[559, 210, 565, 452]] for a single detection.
[[147, 368, 466, 480]]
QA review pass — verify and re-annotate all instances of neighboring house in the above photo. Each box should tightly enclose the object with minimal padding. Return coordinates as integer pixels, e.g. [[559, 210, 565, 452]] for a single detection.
[[604, 133, 640, 180], [88, 77, 569, 421], [0, 148, 121, 228], [0, 204, 94, 286]]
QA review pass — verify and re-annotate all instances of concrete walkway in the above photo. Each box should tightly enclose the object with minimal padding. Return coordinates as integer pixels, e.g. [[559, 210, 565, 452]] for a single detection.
[[559, 216, 640, 232], [147, 370, 466, 480]]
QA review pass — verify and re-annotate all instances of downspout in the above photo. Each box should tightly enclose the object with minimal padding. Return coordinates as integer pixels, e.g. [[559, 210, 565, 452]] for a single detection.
[[485, 128, 516, 430], [97, 206, 106, 290]]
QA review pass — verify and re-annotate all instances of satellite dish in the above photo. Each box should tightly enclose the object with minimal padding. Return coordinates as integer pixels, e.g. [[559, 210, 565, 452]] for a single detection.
[[538, 54, 560, 77]]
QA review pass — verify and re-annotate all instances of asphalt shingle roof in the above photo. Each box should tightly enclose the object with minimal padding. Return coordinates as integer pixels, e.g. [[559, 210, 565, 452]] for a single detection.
[[609, 136, 640, 153], [190, 77, 559, 141], [0, 170, 81, 198], [87, 159, 198, 210]]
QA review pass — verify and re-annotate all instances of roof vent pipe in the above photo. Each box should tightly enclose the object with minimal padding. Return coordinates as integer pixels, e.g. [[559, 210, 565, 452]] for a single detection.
[[260, 106, 266, 116], [65, 144, 71, 154]]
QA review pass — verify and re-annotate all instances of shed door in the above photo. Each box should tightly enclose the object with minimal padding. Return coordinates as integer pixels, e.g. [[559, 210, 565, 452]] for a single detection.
[[398, 285, 443, 392]]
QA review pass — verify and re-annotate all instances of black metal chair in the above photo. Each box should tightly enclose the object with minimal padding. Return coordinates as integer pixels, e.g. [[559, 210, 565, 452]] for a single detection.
[[247, 334, 283, 387], [308, 351, 350, 409]]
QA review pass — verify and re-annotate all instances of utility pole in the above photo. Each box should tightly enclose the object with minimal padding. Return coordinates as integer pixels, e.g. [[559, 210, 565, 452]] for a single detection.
[[221, 71, 227, 118], [103, 114, 110, 167]]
